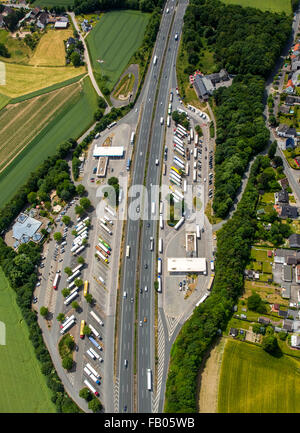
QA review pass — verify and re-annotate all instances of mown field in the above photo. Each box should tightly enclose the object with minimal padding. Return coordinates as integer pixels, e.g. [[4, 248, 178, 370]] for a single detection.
[[86, 10, 149, 91], [0, 29, 32, 64], [218, 339, 300, 413], [0, 76, 98, 209], [221, 0, 292, 14], [0, 82, 81, 173], [32, 0, 74, 7], [0, 62, 85, 98], [0, 268, 55, 413], [29, 29, 74, 67]]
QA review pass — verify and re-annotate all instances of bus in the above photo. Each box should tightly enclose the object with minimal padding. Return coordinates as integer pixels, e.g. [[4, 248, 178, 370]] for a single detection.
[[195, 134, 199, 146], [168, 103, 172, 115], [190, 128, 194, 141], [80, 320, 85, 339], [130, 131, 135, 145], [90, 310, 104, 326], [107, 121, 117, 129], [196, 225, 201, 239], [83, 216, 90, 223], [174, 216, 185, 231], [170, 166, 181, 175], [147, 368, 152, 391], [53, 273, 60, 290], [159, 238, 163, 253], [160, 215, 164, 230], [84, 379, 99, 397], [68, 281, 76, 290], [158, 258, 162, 275], [167, 115, 171, 127], [157, 276, 162, 292], [88, 336, 102, 350], [72, 264, 84, 274], [183, 179, 187, 192], [126, 245, 130, 258], [77, 227, 88, 236], [83, 280, 89, 297]]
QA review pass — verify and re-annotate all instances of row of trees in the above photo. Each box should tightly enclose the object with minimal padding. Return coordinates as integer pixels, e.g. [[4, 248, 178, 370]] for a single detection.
[[73, 0, 164, 15], [164, 155, 272, 412]]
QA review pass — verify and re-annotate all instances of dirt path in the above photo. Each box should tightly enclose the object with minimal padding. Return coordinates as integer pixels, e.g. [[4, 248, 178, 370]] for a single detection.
[[110, 64, 139, 108], [197, 337, 227, 413]]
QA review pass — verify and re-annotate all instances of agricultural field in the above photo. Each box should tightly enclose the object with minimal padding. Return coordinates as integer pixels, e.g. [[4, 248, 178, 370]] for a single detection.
[[29, 30, 74, 67], [0, 81, 81, 174], [0, 268, 55, 413], [32, 0, 74, 7], [218, 339, 300, 413], [221, 0, 292, 14], [0, 62, 85, 98], [86, 10, 150, 91], [0, 29, 32, 64], [0, 77, 98, 209]]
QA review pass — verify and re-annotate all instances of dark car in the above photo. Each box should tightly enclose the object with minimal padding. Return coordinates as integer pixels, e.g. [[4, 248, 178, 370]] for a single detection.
[[123, 405, 127, 412], [90, 177, 95, 182], [93, 167, 97, 174], [144, 263, 148, 269]]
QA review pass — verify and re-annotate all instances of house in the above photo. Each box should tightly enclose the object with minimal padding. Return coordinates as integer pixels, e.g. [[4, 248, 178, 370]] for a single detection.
[[37, 11, 48, 29], [66, 37, 76, 49], [286, 95, 300, 105], [193, 75, 210, 101], [291, 334, 300, 348], [279, 105, 291, 115], [276, 124, 297, 138], [30, 7, 41, 19], [274, 326, 286, 333], [229, 328, 238, 337], [281, 286, 291, 299], [275, 189, 289, 205], [282, 264, 292, 282], [289, 233, 300, 248], [272, 303, 280, 312], [279, 205, 298, 219], [240, 314, 247, 319], [283, 319, 293, 332], [285, 137, 295, 150], [279, 309, 288, 318], [287, 256, 297, 265], [267, 250, 273, 258], [278, 178, 289, 190], [54, 21, 68, 29], [258, 317, 270, 325]]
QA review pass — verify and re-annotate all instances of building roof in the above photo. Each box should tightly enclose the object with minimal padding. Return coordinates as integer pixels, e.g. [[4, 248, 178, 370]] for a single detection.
[[93, 146, 124, 158], [167, 257, 206, 273], [12, 213, 41, 241], [287, 256, 297, 265], [258, 317, 270, 325], [280, 205, 298, 219], [230, 328, 238, 336], [194, 75, 209, 99], [278, 309, 288, 318], [54, 21, 68, 28], [289, 233, 300, 248], [291, 335, 300, 347], [275, 189, 289, 204], [283, 264, 292, 282]]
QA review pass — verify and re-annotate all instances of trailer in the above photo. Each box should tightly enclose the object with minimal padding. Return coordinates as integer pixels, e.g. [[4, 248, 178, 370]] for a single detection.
[[173, 159, 185, 170], [157, 276, 162, 293], [63, 291, 78, 306], [100, 223, 112, 235], [174, 154, 185, 165], [170, 172, 182, 183], [169, 177, 181, 187], [74, 245, 85, 255], [190, 128, 194, 141], [72, 264, 84, 274], [86, 363, 101, 380], [160, 214, 164, 229], [193, 147, 197, 159], [84, 367, 100, 385], [60, 314, 75, 329], [185, 162, 189, 176], [193, 169, 197, 182], [90, 310, 104, 326], [96, 245, 109, 258], [60, 318, 76, 334], [183, 179, 187, 193], [173, 189, 184, 200], [88, 324, 100, 339], [158, 258, 162, 275], [176, 123, 188, 133], [67, 269, 81, 283], [103, 215, 113, 225], [196, 225, 201, 239], [84, 379, 99, 397], [167, 115, 171, 127], [163, 163, 166, 176], [173, 135, 183, 145], [98, 242, 111, 255], [96, 250, 108, 263], [130, 131, 135, 145], [86, 349, 96, 360], [174, 216, 185, 231], [146, 368, 152, 391], [53, 273, 60, 290], [99, 237, 112, 250], [195, 134, 199, 146], [174, 147, 185, 158], [159, 238, 163, 253], [89, 336, 102, 351], [77, 226, 88, 236], [89, 347, 100, 360]]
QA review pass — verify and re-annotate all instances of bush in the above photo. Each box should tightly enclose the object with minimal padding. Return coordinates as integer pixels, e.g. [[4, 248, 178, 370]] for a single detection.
[[62, 356, 73, 371]]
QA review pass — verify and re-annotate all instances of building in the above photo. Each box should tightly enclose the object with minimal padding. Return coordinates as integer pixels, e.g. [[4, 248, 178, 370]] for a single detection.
[[282, 264, 292, 282], [66, 37, 76, 49], [281, 286, 291, 299], [186, 232, 197, 256], [287, 256, 297, 265], [283, 319, 293, 332], [193, 75, 210, 101], [229, 328, 238, 337], [96, 157, 108, 177], [167, 258, 207, 273], [289, 233, 300, 248], [285, 137, 295, 150], [54, 21, 68, 29], [12, 213, 42, 247], [278, 178, 289, 190], [279, 205, 298, 219], [37, 11, 48, 29], [279, 105, 291, 115], [285, 95, 300, 105], [278, 309, 288, 318], [291, 335, 300, 348], [275, 189, 289, 205], [258, 317, 270, 325], [93, 146, 124, 158], [276, 124, 297, 138]]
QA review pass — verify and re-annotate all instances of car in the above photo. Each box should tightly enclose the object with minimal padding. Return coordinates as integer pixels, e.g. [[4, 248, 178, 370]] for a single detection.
[[130, 297, 134, 303], [90, 177, 95, 182], [140, 288, 143, 294], [147, 222, 150, 228], [124, 359, 128, 368], [155, 159, 159, 166], [61, 211, 66, 215], [179, 282, 182, 287], [204, 178, 206, 182], [93, 167, 97, 174], [144, 317, 147, 323], [40, 264, 45, 268], [139, 321, 143, 327], [59, 258, 63, 262], [136, 205, 140, 213], [36, 282, 40, 287], [33, 298, 38, 304], [144, 286, 148, 292], [123, 291, 127, 298], [123, 405, 127, 412], [202, 227, 204, 233], [144, 263, 148, 269]]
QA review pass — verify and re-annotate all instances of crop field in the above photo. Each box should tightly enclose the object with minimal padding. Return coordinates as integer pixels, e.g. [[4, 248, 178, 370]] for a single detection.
[[0, 62, 85, 98], [32, 0, 74, 7], [29, 29, 74, 66], [0, 268, 55, 412], [0, 77, 98, 209], [218, 339, 300, 413], [86, 10, 149, 91], [221, 0, 292, 14], [0, 82, 81, 174]]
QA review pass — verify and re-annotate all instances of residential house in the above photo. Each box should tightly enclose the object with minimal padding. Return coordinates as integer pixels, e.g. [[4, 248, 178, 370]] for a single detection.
[[258, 317, 270, 325], [81, 19, 91, 33], [37, 11, 48, 29], [275, 189, 289, 205], [289, 233, 300, 248], [287, 256, 298, 265], [278, 178, 289, 190], [291, 334, 300, 348], [279, 205, 298, 219], [291, 59, 300, 72], [267, 250, 273, 258], [274, 326, 286, 333], [66, 37, 76, 49], [281, 286, 291, 299], [283, 319, 293, 332], [293, 320, 300, 332], [276, 124, 297, 138], [272, 303, 280, 312], [282, 264, 292, 282], [285, 137, 295, 150], [30, 7, 41, 19], [285, 79, 295, 94], [194, 75, 210, 101], [286, 95, 300, 105], [278, 309, 288, 318], [229, 328, 238, 337], [279, 105, 291, 114]]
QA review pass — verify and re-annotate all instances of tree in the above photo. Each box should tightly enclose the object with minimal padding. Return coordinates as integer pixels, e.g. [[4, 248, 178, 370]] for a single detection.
[[252, 323, 262, 334], [268, 141, 277, 159], [74, 278, 83, 287], [54, 232, 62, 242], [247, 292, 265, 312], [56, 313, 65, 323], [62, 288, 70, 298], [88, 397, 102, 412], [40, 306, 48, 317], [65, 334, 75, 351], [27, 191, 37, 204], [70, 51, 81, 67], [83, 325, 91, 336], [85, 293, 93, 304], [71, 301, 80, 311], [77, 256, 85, 264], [80, 197, 91, 210], [72, 229, 78, 236], [84, 220, 91, 228], [79, 387, 92, 402], [64, 267, 72, 276], [62, 356, 73, 371], [62, 215, 71, 226], [262, 335, 279, 355], [75, 205, 85, 216], [82, 238, 88, 246], [76, 184, 86, 196]]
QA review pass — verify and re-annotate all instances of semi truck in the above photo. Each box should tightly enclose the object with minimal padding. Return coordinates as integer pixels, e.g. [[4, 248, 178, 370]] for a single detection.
[[90, 310, 104, 326], [158, 258, 162, 275], [60, 318, 76, 334], [63, 291, 78, 306], [84, 379, 99, 397], [174, 216, 185, 230], [88, 336, 102, 351], [159, 238, 163, 253], [100, 223, 112, 235]]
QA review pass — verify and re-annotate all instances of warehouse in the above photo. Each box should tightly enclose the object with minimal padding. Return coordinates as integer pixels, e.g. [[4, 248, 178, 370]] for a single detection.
[[93, 146, 124, 158], [167, 258, 206, 274]]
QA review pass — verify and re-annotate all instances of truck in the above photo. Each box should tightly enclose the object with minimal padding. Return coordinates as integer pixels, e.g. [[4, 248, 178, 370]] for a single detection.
[[105, 206, 116, 217], [190, 128, 194, 141], [53, 273, 60, 290], [84, 367, 100, 385], [84, 379, 99, 397], [60, 314, 75, 329], [130, 131, 135, 145], [86, 363, 101, 379], [193, 147, 197, 159], [90, 310, 104, 326], [157, 276, 162, 293], [100, 223, 112, 235], [167, 115, 171, 127], [67, 269, 81, 283], [174, 216, 185, 231], [196, 225, 201, 239], [60, 318, 76, 334], [96, 245, 109, 258], [158, 258, 162, 275], [151, 201, 156, 215], [147, 368, 152, 391], [153, 55, 158, 65], [88, 324, 100, 339], [126, 158, 131, 171], [89, 347, 102, 361], [88, 336, 102, 351], [183, 179, 187, 193], [74, 245, 85, 256], [86, 349, 96, 360], [96, 250, 108, 263], [160, 117, 164, 125], [159, 238, 163, 253], [107, 121, 117, 129], [185, 162, 189, 176], [126, 245, 130, 258]]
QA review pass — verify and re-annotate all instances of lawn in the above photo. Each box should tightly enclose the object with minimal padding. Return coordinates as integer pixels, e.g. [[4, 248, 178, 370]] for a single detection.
[[0, 268, 55, 412], [221, 0, 292, 14], [218, 339, 300, 413], [0, 82, 81, 173], [86, 10, 150, 91], [0, 62, 85, 98], [0, 76, 98, 209], [250, 247, 269, 262], [29, 29, 74, 67]]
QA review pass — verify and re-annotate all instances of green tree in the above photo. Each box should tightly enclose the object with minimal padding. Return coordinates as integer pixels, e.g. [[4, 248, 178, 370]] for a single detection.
[[80, 197, 91, 210], [262, 335, 279, 355], [56, 313, 65, 323], [88, 397, 102, 412], [70, 51, 81, 67], [83, 325, 91, 336], [79, 387, 92, 402], [62, 215, 71, 226], [62, 288, 71, 298], [40, 306, 48, 317], [75, 205, 85, 216], [54, 232, 62, 242], [74, 278, 83, 287], [77, 256, 85, 264], [64, 267, 72, 276], [76, 184, 86, 196], [62, 356, 73, 370], [72, 229, 78, 236], [85, 293, 93, 304], [71, 301, 80, 311], [27, 191, 37, 204]]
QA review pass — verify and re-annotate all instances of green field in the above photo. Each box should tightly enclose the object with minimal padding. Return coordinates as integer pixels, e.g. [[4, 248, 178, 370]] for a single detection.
[[218, 339, 300, 413], [32, 0, 74, 7], [0, 76, 98, 209], [86, 10, 150, 91], [221, 0, 292, 14], [0, 268, 55, 412]]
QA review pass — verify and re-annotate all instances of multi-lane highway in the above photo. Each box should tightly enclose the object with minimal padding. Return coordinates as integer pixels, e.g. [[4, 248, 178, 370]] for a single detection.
[[118, 0, 187, 413]]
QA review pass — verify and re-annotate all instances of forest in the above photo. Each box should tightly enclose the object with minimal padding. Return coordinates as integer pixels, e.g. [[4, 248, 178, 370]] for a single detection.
[[73, 0, 164, 14]]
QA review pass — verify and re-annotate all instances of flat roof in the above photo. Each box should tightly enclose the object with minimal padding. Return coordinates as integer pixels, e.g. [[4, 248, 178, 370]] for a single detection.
[[167, 257, 206, 273], [13, 214, 42, 240], [97, 156, 108, 177], [93, 146, 124, 157]]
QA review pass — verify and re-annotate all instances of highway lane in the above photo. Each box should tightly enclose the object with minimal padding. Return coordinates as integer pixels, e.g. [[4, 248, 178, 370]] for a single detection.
[[137, 0, 188, 413], [118, 0, 177, 413]]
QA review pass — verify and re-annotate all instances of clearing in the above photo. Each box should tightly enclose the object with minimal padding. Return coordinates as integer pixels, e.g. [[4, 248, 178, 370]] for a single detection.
[[0, 76, 98, 209], [218, 339, 300, 413], [221, 0, 292, 14], [29, 29, 74, 66], [86, 10, 149, 91], [0, 268, 55, 413]]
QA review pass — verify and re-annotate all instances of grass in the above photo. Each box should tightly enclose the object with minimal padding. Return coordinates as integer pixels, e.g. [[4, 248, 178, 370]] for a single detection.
[[86, 10, 150, 92], [113, 73, 135, 99], [0, 62, 85, 98], [32, 0, 74, 7], [0, 93, 10, 111], [29, 29, 73, 67], [0, 29, 32, 64], [220, 0, 292, 14], [218, 339, 300, 413], [0, 268, 55, 413], [0, 81, 82, 173], [0, 76, 98, 209]]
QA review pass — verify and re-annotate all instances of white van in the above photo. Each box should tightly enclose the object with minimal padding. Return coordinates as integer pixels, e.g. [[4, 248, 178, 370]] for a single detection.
[[123, 291, 127, 298]]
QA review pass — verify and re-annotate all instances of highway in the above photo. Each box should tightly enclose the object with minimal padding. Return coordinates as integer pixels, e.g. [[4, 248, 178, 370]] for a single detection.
[[118, 0, 185, 413]]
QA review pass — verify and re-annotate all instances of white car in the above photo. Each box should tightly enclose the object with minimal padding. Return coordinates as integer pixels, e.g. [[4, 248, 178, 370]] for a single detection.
[[144, 286, 148, 292], [36, 282, 41, 287], [155, 159, 159, 166], [139, 321, 143, 327]]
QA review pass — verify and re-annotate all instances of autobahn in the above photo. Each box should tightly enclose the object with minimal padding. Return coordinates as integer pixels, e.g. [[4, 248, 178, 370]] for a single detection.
[[118, 0, 186, 413]]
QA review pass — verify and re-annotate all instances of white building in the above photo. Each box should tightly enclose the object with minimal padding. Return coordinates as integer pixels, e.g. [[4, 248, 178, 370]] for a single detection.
[[167, 258, 206, 273], [93, 146, 124, 158]]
